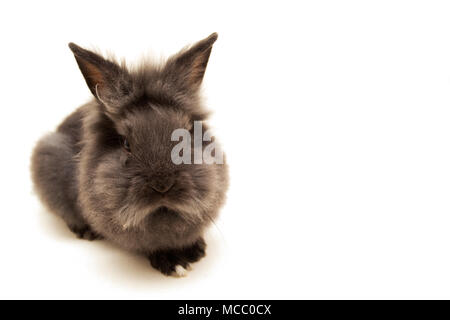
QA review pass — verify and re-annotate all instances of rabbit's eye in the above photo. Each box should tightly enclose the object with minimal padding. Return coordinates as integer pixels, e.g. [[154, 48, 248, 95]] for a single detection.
[[122, 137, 131, 152]]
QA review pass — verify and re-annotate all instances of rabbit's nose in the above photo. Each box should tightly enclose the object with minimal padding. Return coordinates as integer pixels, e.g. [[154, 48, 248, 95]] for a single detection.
[[151, 180, 174, 194]]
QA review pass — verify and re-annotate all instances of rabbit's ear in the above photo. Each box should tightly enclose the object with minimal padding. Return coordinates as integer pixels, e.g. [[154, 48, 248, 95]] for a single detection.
[[165, 33, 218, 92], [68, 43, 133, 114]]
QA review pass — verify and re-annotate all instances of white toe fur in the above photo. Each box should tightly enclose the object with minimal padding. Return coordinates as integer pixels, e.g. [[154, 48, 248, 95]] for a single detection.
[[173, 265, 188, 277]]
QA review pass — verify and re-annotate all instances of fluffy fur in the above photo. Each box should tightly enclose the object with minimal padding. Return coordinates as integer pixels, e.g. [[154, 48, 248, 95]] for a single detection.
[[31, 33, 228, 276]]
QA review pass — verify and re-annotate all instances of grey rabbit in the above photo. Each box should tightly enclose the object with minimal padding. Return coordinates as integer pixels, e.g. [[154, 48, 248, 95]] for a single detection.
[[31, 33, 228, 277]]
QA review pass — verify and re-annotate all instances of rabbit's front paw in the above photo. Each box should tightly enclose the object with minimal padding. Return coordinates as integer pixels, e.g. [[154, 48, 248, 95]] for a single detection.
[[148, 250, 190, 277], [148, 239, 207, 277], [182, 238, 206, 263], [68, 224, 103, 241]]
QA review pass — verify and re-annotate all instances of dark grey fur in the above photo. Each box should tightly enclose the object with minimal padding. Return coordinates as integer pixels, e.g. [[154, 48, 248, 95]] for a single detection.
[[31, 33, 228, 276]]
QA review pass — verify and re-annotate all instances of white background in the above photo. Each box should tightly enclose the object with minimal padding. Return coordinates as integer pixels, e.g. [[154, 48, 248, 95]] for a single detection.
[[1, 0, 450, 299]]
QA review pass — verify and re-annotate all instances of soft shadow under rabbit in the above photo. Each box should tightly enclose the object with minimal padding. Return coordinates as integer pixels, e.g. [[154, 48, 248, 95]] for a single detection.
[[31, 33, 228, 277]]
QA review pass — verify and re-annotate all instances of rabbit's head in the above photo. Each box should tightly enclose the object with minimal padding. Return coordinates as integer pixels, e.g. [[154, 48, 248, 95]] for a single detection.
[[70, 33, 226, 231]]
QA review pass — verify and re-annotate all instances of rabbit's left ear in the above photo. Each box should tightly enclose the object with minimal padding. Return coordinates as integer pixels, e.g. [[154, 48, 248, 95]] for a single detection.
[[68, 43, 134, 114], [165, 33, 218, 92]]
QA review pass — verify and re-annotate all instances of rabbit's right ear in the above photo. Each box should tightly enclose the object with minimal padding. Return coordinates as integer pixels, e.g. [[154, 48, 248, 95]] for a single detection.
[[68, 43, 133, 114], [164, 33, 218, 93]]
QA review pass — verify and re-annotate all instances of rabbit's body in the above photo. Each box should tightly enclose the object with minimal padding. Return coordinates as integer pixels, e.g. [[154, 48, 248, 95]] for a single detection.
[[32, 110, 88, 235], [31, 33, 228, 276]]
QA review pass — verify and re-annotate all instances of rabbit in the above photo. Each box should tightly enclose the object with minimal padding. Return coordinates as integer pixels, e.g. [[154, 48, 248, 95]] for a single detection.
[[31, 33, 228, 277]]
